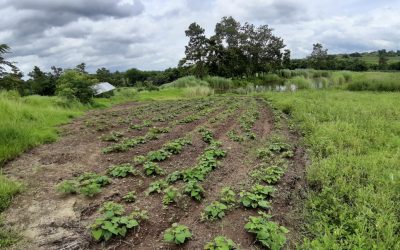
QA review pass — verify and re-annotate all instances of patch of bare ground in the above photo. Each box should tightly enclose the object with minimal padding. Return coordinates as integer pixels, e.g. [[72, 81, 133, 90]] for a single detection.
[[3, 96, 306, 250]]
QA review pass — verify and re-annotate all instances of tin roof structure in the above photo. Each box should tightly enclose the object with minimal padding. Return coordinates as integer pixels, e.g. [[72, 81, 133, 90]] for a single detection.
[[92, 82, 116, 95]]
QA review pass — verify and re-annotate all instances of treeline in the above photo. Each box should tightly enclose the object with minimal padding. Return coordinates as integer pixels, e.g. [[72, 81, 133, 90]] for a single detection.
[[289, 45, 400, 71], [0, 43, 188, 101]]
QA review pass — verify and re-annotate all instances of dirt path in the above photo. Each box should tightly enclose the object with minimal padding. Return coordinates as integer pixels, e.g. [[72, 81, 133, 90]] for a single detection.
[[3, 96, 306, 250]]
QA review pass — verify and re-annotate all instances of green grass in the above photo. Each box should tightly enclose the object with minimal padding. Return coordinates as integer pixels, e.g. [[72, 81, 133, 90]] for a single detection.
[[264, 90, 400, 249]]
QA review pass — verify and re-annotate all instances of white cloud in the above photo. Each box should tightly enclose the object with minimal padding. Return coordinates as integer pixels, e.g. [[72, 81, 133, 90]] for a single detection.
[[1, 0, 399, 75]]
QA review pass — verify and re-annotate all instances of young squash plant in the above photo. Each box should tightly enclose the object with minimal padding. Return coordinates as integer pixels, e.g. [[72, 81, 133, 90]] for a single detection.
[[220, 187, 237, 207], [147, 180, 168, 194], [163, 223, 192, 245], [143, 162, 165, 176], [239, 184, 275, 210], [245, 212, 289, 250], [202, 201, 228, 221], [122, 191, 136, 203], [56, 172, 111, 197], [183, 181, 204, 201], [162, 186, 180, 205], [204, 236, 240, 250], [108, 164, 138, 178], [91, 202, 148, 241]]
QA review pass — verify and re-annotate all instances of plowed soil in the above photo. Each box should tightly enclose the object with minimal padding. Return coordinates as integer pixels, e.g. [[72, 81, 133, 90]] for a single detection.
[[3, 96, 306, 250]]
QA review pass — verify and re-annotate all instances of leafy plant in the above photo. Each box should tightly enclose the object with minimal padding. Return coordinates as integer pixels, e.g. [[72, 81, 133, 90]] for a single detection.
[[220, 187, 236, 206], [227, 130, 244, 142], [202, 201, 228, 221], [133, 155, 146, 165], [239, 191, 271, 209], [79, 182, 101, 197], [147, 149, 171, 162], [56, 180, 78, 194], [90, 202, 148, 241], [122, 191, 136, 203], [147, 180, 168, 194], [199, 128, 214, 143], [108, 164, 138, 178], [163, 142, 183, 154], [166, 171, 183, 184], [143, 162, 165, 176], [183, 181, 204, 201], [254, 166, 285, 184], [163, 223, 192, 245], [163, 186, 180, 205], [101, 131, 123, 142], [204, 236, 240, 250], [57, 172, 111, 197], [244, 212, 289, 250]]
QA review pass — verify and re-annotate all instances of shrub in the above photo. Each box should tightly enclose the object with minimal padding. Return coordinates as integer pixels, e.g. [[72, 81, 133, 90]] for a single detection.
[[56, 70, 95, 103], [163, 223, 192, 245], [245, 212, 289, 249], [204, 236, 240, 250]]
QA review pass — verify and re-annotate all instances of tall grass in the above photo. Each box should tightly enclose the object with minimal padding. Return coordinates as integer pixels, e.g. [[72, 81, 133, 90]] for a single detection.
[[162, 76, 209, 88], [183, 86, 214, 98], [265, 90, 400, 249], [347, 73, 400, 91], [203, 76, 233, 93]]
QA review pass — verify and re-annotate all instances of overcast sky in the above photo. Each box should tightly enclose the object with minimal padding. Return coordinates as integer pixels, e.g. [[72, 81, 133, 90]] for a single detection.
[[1, 0, 399, 75]]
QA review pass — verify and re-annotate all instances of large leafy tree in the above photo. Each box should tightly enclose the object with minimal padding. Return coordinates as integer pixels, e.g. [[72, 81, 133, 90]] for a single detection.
[[308, 43, 328, 69], [0, 44, 16, 77], [180, 17, 286, 77], [179, 22, 209, 77]]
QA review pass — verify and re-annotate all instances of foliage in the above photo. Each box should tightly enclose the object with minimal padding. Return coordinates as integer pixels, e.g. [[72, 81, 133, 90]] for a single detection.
[[147, 180, 168, 194], [122, 191, 136, 203], [245, 212, 289, 250], [56, 70, 95, 103], [0, 175, 21, 212], [162, 186, 180, 205], [163, 223, 192, 245], [146, 149, 171, 162], [90, 202, 147, 241], [143, 161, 165, 176], [202, 201, 228, 221], [166, 171, 183, 184], [220, 187, 236, 206], [57, 172, 111, 197], [108, 164, 138, 178], [199, 128, 214, 143], [239, 184, 275, 209], [265, 90, 400, 249], [101, 131, 123, 142], [183, 181, 204, 201], [204, 236, 240, 250]]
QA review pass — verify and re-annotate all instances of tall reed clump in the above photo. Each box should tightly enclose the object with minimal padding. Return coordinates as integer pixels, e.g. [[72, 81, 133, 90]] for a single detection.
[[204, 76, 233, 93], [183, 86, 214, 98], [162, 76, 209, 88], [348, 78, 400, 91], [285, 76, 313, 89]]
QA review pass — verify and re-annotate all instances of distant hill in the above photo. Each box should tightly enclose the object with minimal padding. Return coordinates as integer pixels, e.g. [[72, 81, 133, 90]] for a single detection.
[[335, 51, 400, 65]]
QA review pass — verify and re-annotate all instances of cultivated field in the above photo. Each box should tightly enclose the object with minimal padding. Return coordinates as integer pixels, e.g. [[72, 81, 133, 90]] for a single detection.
[[3, 96, 306, 249]]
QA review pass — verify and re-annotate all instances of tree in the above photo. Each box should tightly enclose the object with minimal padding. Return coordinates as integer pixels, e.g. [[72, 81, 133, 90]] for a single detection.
[[179, 22, 209, 77], [96, 67, 112, 82], [75, 62, 87, 74], [0, 44, 17, 77], [378, 49, 388, 70], [282, 49, 291, 68], [56, 70, 94, 103], [308, 43, 328, 69]]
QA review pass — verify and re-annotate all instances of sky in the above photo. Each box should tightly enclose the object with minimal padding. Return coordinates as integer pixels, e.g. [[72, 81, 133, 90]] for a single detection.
[[0, 0, 399, 75]]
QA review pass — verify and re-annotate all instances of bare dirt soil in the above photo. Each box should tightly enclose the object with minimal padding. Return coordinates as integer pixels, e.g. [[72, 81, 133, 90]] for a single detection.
[[3, 96, 306, 250]]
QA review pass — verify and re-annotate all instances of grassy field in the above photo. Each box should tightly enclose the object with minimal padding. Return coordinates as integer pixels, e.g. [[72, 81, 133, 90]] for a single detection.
[[264, 90, 400, 249]]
